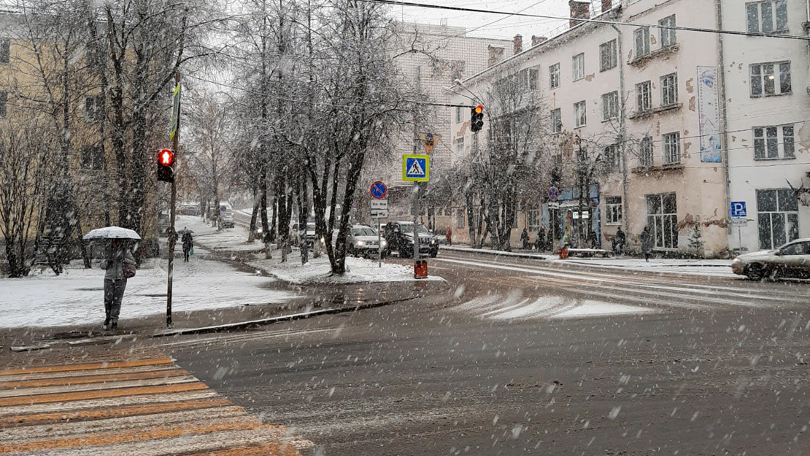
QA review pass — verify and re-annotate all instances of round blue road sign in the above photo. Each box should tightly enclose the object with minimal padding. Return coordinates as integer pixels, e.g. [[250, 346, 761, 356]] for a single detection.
[[370, 181, 387, 200]]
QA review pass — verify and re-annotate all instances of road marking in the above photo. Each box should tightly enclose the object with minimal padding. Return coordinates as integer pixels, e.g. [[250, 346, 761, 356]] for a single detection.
[[0, 357, 312, 455]]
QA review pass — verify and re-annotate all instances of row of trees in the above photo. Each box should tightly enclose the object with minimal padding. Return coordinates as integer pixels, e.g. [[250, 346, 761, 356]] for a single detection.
[[0, 0, 217, 277]]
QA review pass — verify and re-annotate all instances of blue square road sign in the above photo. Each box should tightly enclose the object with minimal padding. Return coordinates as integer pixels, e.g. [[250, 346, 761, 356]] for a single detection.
[[730, 201, 747, 218]]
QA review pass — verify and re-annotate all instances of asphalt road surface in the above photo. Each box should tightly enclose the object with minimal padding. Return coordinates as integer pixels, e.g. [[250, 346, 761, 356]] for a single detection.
[[169, 251, 810, 455]]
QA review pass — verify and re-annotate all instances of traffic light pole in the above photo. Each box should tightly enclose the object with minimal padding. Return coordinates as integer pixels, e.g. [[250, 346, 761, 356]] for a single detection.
[[166, 70, 180, 328]]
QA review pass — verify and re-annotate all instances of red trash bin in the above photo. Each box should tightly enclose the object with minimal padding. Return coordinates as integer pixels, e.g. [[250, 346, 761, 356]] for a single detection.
[[558, 247, 569, 259], [414, 260, 428, 278]]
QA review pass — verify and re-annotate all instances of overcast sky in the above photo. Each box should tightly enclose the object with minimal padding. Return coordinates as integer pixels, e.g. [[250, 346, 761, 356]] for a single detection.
[[390, 0, 574, 41]]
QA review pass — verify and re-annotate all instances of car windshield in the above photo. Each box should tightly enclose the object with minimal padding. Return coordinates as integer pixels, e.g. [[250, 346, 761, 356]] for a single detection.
[[399, 224, 430, 235], [352, 227, 377, 236]]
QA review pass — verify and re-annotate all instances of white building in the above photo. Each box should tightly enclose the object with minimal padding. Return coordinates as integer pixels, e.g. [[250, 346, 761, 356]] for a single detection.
[[444, 0, 810, 257]]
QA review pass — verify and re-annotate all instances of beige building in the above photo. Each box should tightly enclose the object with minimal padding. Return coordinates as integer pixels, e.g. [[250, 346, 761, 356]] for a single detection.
[[444, 0, 810, 257]]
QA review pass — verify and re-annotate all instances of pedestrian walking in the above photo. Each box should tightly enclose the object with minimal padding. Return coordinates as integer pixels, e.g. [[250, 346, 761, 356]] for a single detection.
[[520, 227, 530, 250], [446, 226, 452, 246], [181, 228, 194, 262], [612, 227, 626, 255], [640, 226, 653, 262], [535, 225, 546, 251], [100, 239, 136, 331]]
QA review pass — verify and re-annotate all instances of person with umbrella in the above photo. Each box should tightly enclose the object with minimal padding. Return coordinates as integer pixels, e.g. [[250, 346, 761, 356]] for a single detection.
[[84, 226, 139, 331], [181, 227, 194, 262]]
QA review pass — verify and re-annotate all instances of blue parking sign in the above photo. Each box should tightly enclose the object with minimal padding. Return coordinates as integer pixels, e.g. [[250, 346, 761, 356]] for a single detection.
[[730, 201, 747, 218]]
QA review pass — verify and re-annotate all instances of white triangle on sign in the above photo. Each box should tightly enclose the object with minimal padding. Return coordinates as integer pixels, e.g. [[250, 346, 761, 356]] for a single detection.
[[407, 159, 425, 176]]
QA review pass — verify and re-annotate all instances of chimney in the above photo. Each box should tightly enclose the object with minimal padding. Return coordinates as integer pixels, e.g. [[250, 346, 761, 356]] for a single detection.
[[488, 45, 505, 67], [601, 0, 613, 13], [531, 35, 548, 47], [513, 35, 523, 54], [569, 0, 590, 28]]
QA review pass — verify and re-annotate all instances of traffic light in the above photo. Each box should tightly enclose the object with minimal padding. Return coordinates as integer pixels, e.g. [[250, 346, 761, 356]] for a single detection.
[[470, 104, 484, 133], [156, 148, 175, 183]]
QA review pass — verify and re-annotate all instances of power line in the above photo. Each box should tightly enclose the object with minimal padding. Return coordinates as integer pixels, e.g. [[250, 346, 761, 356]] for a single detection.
[[360, 0, 810, 41]]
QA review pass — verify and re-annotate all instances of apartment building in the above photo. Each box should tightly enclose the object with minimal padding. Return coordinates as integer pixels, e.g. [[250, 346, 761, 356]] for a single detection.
[[369, 23, 514, 219], [445, 0, 810, 257]]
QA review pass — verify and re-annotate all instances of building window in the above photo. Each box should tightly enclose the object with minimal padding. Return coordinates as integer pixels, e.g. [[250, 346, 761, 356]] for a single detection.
[[550, 108, 562, 133], [634, 27, 650, 59], [471, 132, 479, 150], [529, 69, 539, 90], [0, 38, 9, 64], [85, 95, 103, 122], [600, 40, 617, 71], [754, 125, 794, 159], [455, 106, 462, 123], [81, 145, 104, 171], [602, 91, 619, 120], [639, 136, 653, 167], [455, 137, 464, 156], [456, 209, 465, 229], [757, 188, 798, 249], [750, 62, 791, 97], [603, 144, 619, 172], [574, 101, 586, 127], [747, 0, 788, 34], [605, 196, 622, 225], [572, 53, 585, 81], [663, 132, 681, 164], [659, 15, 677, 47], [549, 63, 560, 89], [0, 91, 6, 118], [636, 81, 651, 113], [661, 73, 678, 106], [527, 204, 540, 231], [647, 193, 678, 249]]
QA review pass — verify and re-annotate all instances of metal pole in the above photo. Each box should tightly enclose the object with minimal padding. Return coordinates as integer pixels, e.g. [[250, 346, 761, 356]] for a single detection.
[[166, 70, 180, 328]]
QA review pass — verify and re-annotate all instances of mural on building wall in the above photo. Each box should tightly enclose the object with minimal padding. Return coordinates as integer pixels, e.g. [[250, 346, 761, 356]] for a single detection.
[[697, 66, 722, 163]]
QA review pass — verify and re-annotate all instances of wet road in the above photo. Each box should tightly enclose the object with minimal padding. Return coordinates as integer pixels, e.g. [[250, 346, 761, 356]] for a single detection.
[[171, 251, 810, 455]]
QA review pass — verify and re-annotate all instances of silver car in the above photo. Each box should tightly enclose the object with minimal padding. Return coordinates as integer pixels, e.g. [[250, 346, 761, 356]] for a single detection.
[[347, 225, 387, 258], [731, 238, 810, 280]]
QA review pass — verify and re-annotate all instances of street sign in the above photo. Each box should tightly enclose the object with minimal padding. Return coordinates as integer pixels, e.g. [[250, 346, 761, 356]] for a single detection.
[[730, 201, 747, 218], [370, 181, 387, 199], [418, 133, 441, 155], [548, 202, 560, 209], [548, 187, 559, 202], [402, 154, 430, 182], [169, 82, 181, 140], [731, 218, 748, 227], [371, 199, 388, 218]]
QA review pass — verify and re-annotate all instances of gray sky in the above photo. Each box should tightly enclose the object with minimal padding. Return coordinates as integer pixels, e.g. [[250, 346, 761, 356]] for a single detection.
[[391, 0, 574, 41]]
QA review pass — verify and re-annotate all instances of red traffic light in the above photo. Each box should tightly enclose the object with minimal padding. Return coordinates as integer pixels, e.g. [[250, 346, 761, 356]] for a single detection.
[[474, 104, 483, 114], [158, 148, 174, 166]]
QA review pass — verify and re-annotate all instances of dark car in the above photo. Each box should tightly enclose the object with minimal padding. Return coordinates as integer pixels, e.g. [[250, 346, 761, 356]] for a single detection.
[[383, 221, 438, 258]]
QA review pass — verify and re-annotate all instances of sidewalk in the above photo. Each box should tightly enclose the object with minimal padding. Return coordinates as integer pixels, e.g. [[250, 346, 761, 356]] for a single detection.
[[0, 215, 447, 353], [441, 244, 735, 278]]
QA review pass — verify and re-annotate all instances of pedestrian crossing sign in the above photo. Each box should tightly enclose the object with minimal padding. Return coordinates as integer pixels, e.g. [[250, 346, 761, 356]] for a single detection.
[[402, 154, 430, 182]]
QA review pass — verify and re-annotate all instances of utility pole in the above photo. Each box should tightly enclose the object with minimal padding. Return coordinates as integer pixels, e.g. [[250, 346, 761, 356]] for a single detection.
[[166, 70, 181, 328]]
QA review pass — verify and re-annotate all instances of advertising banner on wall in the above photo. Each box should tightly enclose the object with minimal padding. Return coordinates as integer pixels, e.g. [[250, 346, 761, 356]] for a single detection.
[[697, 66, 722, 163]]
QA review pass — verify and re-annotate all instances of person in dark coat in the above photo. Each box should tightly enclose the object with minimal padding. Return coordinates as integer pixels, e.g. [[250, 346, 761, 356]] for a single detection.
[[100, 239, 136, 331], [182, 228, 194, 262], [640, 226, 653, 262], [535, 226, 546, 251], [520, 228, 530, 250], [612, 227, 626, 255]]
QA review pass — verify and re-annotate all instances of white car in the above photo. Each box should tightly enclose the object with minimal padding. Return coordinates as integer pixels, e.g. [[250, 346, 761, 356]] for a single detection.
[[346, 225, 387, 258], [731, 238, 810, 280]]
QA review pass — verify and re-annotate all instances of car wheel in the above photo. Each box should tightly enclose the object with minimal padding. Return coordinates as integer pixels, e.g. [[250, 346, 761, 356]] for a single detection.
[[399, 248, 411, 258], [429, 250, 437, 258], [746, 263, 766, 281]]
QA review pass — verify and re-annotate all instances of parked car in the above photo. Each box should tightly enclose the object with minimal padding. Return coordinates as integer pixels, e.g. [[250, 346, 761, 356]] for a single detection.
[[731, 238, 810, 280], [219, 201, 234, 228], [383, 221, 439, 258], [346, 225, 387, 258]]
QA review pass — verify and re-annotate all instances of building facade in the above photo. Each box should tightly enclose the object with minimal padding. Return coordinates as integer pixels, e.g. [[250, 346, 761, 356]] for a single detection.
[[443, 0, 810, 257]]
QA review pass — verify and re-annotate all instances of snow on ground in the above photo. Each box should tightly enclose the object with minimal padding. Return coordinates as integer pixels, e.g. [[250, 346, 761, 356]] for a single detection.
[[0, 215, 443, 329]]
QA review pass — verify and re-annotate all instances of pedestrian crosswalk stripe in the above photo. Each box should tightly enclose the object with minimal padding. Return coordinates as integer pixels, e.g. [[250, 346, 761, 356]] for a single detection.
[[0, 358, 311, 454]]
